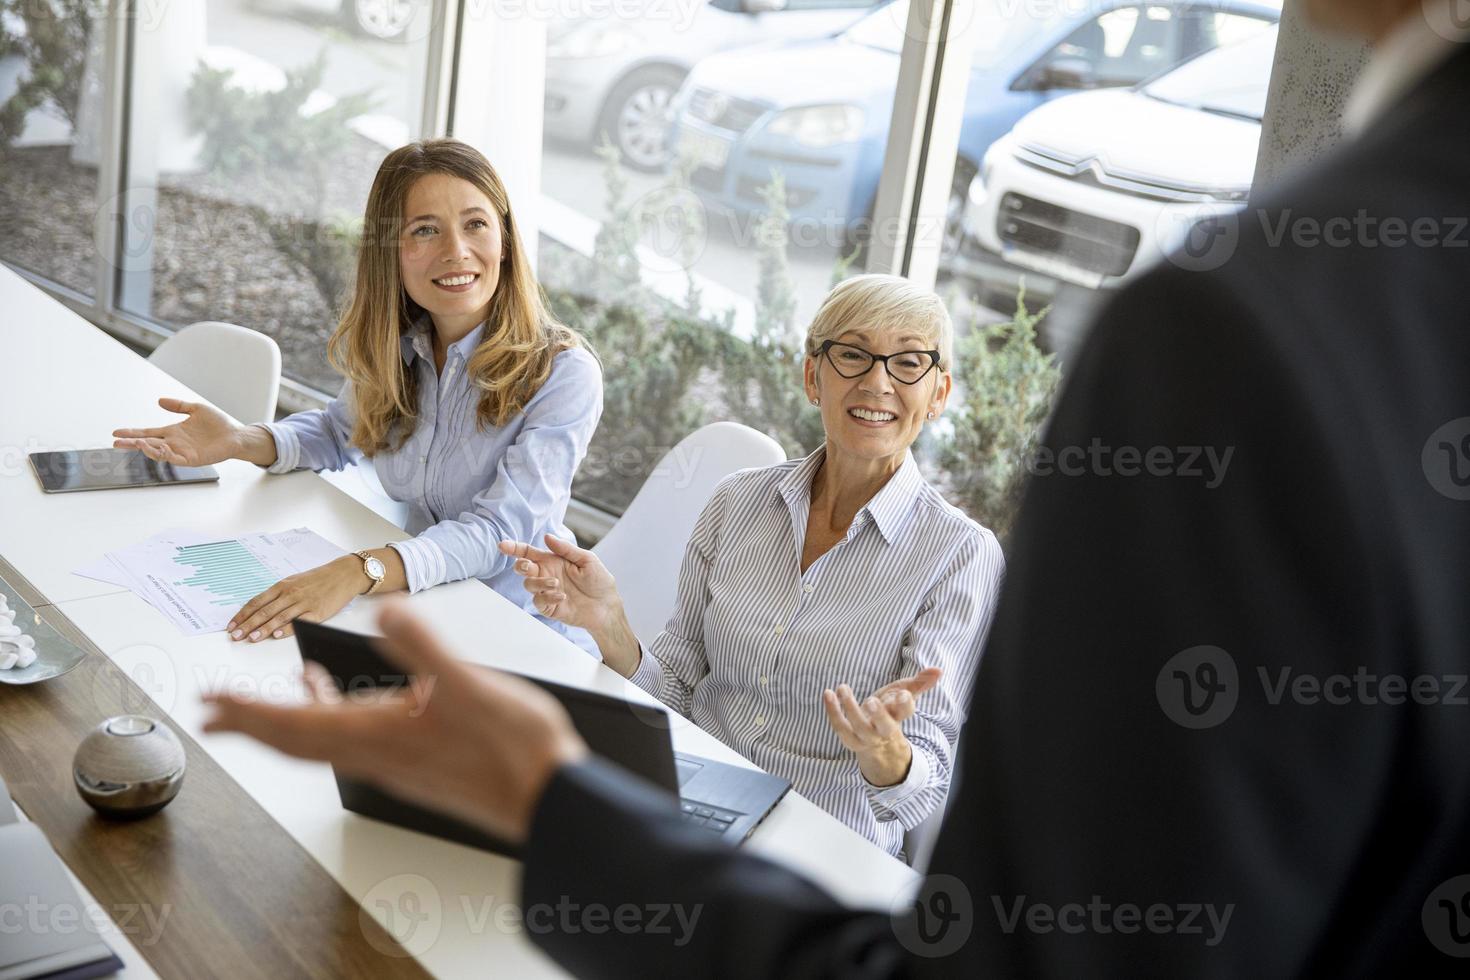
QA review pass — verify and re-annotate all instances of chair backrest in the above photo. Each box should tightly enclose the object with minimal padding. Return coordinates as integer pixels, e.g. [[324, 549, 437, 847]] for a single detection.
[[148, 321, 281, 424], [904, 739, 963, 870], [904, 799, 948, 871], [593, 421, 786, 641]]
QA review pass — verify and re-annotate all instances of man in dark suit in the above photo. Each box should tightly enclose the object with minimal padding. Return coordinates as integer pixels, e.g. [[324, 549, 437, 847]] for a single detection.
[[206, 0, 1470, 974]]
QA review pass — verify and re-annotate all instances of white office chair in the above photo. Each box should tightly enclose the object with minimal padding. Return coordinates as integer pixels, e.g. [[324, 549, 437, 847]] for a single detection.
[[147, 320, 281, 424], [904, 798, 948, 872], [904, 741, 963, 871], [593, 421, 786, 640]]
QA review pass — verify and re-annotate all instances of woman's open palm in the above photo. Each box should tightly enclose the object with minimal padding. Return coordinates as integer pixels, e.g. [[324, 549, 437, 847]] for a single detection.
[[113, 397, 242, 467], [499, 535, 620, 632]]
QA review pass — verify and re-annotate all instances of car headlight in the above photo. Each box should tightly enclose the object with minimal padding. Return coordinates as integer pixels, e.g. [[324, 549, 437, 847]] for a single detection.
[[547, 24, 637, 59], [980, 142, 1002, 185], [966, 171, 988, 211], [766, 105, 864, 149]]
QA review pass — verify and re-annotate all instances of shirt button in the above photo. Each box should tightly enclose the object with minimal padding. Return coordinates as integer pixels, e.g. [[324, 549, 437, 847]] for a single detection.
[[772, 625, 784, 636], [802, 584, 814, 594], [759, 675, 768, 686], [419, 455, 427, 464], [754, 716, 765, 726]]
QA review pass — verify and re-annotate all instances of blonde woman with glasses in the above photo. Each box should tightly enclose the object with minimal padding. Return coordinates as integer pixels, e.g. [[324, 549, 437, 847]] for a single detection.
[[502, 274, 1004, 857], [114, 139, 602, 651]]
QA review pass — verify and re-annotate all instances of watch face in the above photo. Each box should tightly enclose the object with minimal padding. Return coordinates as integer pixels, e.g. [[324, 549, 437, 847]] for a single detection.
[[365, 557, 386, 579]]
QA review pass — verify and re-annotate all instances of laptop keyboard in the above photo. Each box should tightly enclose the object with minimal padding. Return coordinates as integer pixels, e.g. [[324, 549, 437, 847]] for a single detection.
[[679, 800, 742, 834]]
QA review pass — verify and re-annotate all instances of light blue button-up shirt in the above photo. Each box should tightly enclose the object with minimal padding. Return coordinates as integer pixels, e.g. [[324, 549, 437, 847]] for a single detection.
[[261, 319, 603, 651], [629, 446, 1005, 856]]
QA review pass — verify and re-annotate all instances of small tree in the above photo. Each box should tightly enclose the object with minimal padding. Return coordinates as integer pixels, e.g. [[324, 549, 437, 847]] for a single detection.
[[719, 172, 824, 457], [590, 135, 641, 300], [566, 143, 730, 510], [829, 243, 863, 288], [185, 49, 376, 209], [940, 283, 1061, 540], [0, 1, 94, 152]]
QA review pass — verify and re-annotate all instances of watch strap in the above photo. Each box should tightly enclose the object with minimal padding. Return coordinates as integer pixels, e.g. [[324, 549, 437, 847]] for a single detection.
[[354, 550, 384, 595]]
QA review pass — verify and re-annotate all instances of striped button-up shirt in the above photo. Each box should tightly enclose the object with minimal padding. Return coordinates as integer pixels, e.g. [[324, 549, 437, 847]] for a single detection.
[[629, 446, 1004, 856], [262, 318, 602, 651]]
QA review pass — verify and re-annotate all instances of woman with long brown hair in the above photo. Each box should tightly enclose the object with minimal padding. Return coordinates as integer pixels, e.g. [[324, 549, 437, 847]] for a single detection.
[[113, 139, 603, 650]]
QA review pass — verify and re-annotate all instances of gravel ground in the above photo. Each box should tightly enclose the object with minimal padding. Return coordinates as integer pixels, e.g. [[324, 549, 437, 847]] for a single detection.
[[0, 146, 100, 298], [0, 139, 393, 394]]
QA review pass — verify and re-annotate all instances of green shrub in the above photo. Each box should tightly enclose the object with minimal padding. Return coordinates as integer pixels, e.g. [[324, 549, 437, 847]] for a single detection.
[[939, 283, 1061, 540], [185, 49, 376, 203], [719, 172, 825, 458], [0, 1, 93, 153], [561, 141, 735, 511]]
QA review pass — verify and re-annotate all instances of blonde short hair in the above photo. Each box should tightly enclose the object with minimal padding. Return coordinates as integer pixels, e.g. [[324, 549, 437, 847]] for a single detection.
[[804, 274, 953, 373]]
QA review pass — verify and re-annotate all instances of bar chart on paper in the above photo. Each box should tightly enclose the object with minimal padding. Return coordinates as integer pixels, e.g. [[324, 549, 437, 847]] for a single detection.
[[77, 528, 348, 635], [175, 540, 282, 610]]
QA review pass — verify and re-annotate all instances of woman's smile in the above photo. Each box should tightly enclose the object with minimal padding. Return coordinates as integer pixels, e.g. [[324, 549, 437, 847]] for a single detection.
[[432, 270, 481, 293], [846, 405, 900, 427]]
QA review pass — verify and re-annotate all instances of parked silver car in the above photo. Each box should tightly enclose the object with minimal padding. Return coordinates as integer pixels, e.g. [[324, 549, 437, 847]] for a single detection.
[[253, 0, 422, 41], [543, 0, 885, 171]]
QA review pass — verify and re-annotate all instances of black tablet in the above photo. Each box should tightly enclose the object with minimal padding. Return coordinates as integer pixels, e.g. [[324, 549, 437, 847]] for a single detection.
[[29, 449, 219, 493]]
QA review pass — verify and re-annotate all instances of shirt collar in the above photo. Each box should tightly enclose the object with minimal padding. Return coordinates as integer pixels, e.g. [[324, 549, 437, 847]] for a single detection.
[[399, 316, 488, 366], [777, 444, 924, 546], [1342, 10, 1468, 138]]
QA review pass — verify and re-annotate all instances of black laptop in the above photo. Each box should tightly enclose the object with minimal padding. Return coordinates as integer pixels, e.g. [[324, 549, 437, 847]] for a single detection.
[[293, 619, 791, 856]]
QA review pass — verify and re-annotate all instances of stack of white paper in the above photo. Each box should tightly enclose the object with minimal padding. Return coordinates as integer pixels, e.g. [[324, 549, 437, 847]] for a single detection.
[[75, 528, 347, 636]]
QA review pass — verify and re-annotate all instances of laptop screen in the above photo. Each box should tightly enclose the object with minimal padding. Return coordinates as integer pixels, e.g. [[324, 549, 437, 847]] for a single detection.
[[292, 618, 682, 796]]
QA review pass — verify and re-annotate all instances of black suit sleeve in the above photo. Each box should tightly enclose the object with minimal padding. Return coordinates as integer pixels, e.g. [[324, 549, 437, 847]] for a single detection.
[[522, 265, 1398, 978], [523, 757, 900, 979]]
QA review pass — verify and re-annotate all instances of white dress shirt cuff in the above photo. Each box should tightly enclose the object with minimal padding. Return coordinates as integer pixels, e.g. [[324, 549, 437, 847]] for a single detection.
[[258, 422, 299, 474], [628, 641, 664, 695], [388, 537, 448, 594], [864, 743, 931, 815]]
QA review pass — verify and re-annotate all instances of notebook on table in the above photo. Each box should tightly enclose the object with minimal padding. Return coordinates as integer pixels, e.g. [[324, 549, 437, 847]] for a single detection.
[[0, 778, 125, 980]]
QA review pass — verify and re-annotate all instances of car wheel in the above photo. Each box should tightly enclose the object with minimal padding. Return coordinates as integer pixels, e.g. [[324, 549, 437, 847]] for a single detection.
[[940, 159, 978, 265], [343, 0, 414, 41], [598, 66, 685, 172]]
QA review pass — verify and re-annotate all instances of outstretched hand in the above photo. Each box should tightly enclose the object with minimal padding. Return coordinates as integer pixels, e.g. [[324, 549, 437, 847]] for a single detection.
[[203, 599, 588, 845], [822, 667, 943, 788], [113, 397, 242, 467], [499, 535, 622, 633]]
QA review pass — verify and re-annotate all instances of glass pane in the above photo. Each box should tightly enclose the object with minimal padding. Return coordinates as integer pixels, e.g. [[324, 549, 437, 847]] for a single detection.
[[537, 0, 897, 513], [933, 1, 1278, 533], [943, 2, 1280, 356], [0, 2, 105, 296], [116, 0, 433, 395]]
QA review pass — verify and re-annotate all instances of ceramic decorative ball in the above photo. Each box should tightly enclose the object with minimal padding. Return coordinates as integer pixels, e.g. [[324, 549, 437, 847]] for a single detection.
[[73, 715, 186, 818]]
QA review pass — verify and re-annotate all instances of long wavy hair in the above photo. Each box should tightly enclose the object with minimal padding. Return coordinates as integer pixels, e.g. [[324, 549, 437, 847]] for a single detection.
[[328, 139, 587, 454]]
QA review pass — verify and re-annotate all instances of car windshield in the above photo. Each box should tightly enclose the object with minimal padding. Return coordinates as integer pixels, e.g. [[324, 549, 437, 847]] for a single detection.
[[1142, 25, 1279, 122], [845, 0, 1064, 71]]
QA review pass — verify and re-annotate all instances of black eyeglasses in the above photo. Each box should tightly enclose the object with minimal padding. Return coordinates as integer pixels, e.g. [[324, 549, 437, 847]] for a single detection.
[[817, 340, 941, 386]]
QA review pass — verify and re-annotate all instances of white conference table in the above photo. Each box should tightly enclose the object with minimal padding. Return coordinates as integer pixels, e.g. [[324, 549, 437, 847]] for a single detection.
[[0, 264, 919, 978]]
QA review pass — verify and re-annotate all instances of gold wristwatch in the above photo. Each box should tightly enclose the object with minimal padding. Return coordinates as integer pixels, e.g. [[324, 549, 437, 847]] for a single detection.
[[355, 550, 386, 595]]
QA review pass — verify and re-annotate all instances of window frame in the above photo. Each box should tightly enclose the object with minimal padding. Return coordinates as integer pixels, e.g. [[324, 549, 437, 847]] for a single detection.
[[1, 0, 1292, 536]]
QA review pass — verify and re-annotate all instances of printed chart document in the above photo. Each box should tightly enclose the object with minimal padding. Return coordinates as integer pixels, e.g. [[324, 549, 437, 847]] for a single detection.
[[75, 528, 346, 635]]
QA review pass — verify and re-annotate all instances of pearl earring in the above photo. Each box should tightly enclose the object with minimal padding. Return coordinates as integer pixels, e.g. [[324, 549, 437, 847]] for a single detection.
[[813, 397, 820, 406], [926, 411, 936, 419]]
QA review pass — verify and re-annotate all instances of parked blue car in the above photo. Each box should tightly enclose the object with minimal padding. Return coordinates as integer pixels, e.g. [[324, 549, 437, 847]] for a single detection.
[[667, 0, 1282, 249]]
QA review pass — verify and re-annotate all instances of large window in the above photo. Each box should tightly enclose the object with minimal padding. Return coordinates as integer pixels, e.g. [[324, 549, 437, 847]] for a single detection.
[[113, 0, 435, 395], [1, 0, 1284, 538], [538, 0, 904, 512], [0, 1, 105, 297]]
